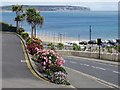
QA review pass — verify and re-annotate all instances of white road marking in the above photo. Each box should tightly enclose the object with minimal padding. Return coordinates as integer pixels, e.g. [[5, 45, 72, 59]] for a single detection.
[[92, 66, 106, 71], [83, 64, 90, 67], [92, 66, 97, 68], [80, 63, 84, 65], [21, 60, 26, 63], [70, 61, 77, 64], [64, 56, 118, 67], [113, 71, 120, 74], [80, 63, 89, 67], [93, 62, 118, 67], [64, 66, 119, 88]]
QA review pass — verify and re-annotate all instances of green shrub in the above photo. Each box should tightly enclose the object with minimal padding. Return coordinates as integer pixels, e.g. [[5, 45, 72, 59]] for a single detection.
[[47, 43, 55, 50], [73, 43, 81, 51], [117, 46, 120, 53], [21, 32, 29, 40], [48, 64, 67, 74], [26, 38, 33, 45], [17, 28, 25, 35], [0, 22, 16, 32], [57, 43, 64, 50], [106, 46, 112, 53], [114, 46, 120, 53]]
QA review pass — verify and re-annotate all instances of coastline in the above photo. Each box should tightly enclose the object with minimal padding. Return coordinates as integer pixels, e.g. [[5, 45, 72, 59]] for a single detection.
[[27, 32, 88, 44], [0, 10, 12, 12], [0, 10, 90, 13]]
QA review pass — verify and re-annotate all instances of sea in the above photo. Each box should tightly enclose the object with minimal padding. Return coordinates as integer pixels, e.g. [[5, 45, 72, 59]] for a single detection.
[[1, 11, 118, 41]]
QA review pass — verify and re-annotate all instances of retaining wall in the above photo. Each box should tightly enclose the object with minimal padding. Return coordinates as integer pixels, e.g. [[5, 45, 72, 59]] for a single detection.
[[57, 50, 119, 62]]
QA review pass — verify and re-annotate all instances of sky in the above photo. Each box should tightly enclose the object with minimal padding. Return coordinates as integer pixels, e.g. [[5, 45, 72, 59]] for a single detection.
[[0, 0, 119, 11]]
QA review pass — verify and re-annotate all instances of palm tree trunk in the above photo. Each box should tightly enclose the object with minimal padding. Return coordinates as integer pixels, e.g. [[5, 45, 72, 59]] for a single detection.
[[34, 26, 36, 37], [16, 21, 18, 30], [31, 26, 34, 38], [16, 12, 19, 31]]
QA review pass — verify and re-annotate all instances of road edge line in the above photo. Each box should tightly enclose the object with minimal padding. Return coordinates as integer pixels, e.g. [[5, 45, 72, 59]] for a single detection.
[[17, 33, 75, 88], [16, 32, 50, 83], [20, 40, 50, 83], [63, 66, 119, 89]]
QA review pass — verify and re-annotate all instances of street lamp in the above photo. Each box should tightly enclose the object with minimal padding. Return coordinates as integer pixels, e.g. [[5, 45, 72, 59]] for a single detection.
[[78, 34, 80, 43], [89, 25, 92, 52], [97, 38, 102, 59]]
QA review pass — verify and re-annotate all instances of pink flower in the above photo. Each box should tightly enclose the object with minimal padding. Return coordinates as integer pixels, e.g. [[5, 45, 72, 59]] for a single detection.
[[48, 60, 51, 64], [42, 52, 46, 56], [43, 62, 46, 65], [43, 57, 47, 60], [57, 58, 64, 66], [35, 47, 39, 51], [46, 51, 49, 54]]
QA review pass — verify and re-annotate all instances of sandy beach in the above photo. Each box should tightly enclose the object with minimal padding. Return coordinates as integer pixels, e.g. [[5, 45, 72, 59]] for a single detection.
[[28, 32, 87, 43], [38, 35, 78, 43]]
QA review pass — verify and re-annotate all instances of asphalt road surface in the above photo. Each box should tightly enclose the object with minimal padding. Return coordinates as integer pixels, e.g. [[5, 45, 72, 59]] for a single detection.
[[2, 33, 68, 88], [63, 56, 119, 87]]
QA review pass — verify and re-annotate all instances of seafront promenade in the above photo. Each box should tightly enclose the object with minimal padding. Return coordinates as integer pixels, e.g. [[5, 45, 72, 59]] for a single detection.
[[2, 32, 116, 89]]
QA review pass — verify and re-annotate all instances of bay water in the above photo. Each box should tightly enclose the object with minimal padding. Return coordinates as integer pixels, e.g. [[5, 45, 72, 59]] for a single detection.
[[1, 11, 118, 41]]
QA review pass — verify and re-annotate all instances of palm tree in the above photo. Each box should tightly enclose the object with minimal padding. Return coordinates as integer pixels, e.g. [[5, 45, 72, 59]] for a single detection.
[[26, 8, 44, 38], [33, 12, 44, 37], [26, 8, 36, 38], [19, 14, 26, 28], [12, 5, 23, 30]]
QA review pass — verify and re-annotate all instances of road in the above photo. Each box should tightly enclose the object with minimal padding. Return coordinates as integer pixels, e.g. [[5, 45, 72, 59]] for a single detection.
[[63, 55, 119, 87], [2, 32, 68, 88]]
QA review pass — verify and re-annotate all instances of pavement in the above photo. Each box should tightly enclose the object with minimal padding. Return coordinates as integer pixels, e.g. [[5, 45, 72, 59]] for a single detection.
[[1, 32, 116, 89]]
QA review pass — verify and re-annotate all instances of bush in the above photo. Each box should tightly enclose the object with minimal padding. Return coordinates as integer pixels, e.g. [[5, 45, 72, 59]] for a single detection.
[[114, 46, 120, 53], [26, 38, 33, 45], [57, 43, 64, 50], [17, 28, 25, 35], [27, 37, 43, 55], [73, 43, 81, 51], [27, 43, 43, 55], [117, 46, 120, 53], [21, 32, 29, 40], [33, 37, 43, 46], [49, 64, 67, 73], [26, 37, 70, 85], [32, 49, 70, 85], [106, 46, 112, 53], [47, 43, 55, 50], [32, 49, 65, 67], [0, 22, 16, 32]]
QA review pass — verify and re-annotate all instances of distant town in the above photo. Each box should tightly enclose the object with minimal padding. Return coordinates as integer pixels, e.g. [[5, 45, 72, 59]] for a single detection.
[[1, 5, 90, 11]]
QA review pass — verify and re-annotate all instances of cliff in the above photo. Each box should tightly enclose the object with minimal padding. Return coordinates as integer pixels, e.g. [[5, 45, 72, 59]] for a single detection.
[[1, 5, 90, 11]]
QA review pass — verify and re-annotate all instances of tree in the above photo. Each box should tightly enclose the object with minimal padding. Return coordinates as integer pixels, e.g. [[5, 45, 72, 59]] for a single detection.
[[26, 8, 44, 38], [73, 43, 81, 51], [34, 13, 44, 37], [12, 5, 23, 30], [19, 14, 26, 28], [57, 43, 64, 50], [14, 14, 25, 28]]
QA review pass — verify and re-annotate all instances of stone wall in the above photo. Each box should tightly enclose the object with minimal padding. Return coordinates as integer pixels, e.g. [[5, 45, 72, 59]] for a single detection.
[[57, 50, 119, 62]]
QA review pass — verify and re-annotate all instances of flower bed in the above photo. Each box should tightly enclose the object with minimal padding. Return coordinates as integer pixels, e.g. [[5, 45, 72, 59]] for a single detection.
[[26, 37, 43, 55], [26, 37, 70, 85]]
